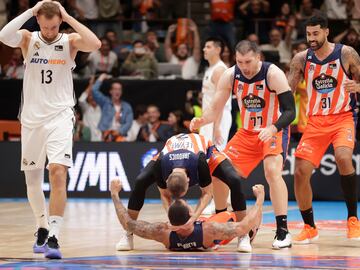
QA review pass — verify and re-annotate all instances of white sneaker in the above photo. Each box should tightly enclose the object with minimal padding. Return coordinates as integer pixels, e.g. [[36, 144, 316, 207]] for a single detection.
[[237, 234, 252, 253], [116, 232, 134, 251], [272, 230, 292, 249]]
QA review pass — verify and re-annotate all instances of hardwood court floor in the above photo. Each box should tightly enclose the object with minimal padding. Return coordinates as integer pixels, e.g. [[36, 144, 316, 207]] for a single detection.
[[0, 200, 359, 269]]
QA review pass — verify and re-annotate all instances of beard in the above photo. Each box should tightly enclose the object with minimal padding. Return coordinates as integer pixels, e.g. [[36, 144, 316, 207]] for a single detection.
[[177, 54, 188, 61], [307, 39, 325, 51]]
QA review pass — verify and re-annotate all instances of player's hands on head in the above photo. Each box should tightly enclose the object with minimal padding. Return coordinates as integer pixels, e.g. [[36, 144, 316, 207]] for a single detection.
[[110, 179, 122, 195], [32, 0, 51, 16], [52, 1, 71, 22]]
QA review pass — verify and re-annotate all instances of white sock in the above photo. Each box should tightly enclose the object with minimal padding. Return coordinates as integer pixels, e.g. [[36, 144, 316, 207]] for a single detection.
[[25, 169, 49, 230], [49, 216, 63, 239]]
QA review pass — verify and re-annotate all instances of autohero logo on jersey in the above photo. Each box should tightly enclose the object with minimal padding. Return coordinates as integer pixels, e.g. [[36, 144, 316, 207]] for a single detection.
[[312, 73, 337, 94], [242, 94, 265, 112], [30, 57, 66, 65]]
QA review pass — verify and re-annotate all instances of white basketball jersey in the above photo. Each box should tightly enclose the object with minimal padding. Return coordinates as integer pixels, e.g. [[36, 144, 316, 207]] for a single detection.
[[21, 32, 76, 128], [201, 60, 231, 112], [200, 60, 232, 150]]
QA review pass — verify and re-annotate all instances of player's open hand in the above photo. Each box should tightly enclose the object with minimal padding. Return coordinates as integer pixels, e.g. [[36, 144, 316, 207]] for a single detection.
[[189, 117, 204, 132], [110, 179, 122, 195], [344, 79, 360, 93], [252, 184, 265, 203], [257, 125, 277, 142], [52, 1, 71, 22], [32, 0, 51, 16]]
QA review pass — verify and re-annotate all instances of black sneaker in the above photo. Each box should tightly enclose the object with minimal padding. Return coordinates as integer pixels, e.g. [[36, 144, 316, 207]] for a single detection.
[[33, 228, 48, 253], [45, 236, 62, 259]]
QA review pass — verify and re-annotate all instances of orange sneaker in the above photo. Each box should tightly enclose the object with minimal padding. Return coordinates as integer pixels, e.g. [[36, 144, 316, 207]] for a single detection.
[[347, 216, 360, 240], [293, 224, 319, 244]]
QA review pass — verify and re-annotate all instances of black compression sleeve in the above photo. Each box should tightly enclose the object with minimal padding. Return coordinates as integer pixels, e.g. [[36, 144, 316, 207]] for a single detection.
[[128, 159, 161, 211], [274, 91, 296, 131], [198, 153, 212, 188], [212, 159, 246, 211]]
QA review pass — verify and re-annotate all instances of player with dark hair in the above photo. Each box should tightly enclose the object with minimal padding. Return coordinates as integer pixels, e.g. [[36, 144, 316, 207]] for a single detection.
[[110, 179, 264, 251], [288, 14, 360, 243]]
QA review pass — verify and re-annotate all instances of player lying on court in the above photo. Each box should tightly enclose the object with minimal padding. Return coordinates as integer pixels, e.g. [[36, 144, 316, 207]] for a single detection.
[[117, 133, 252, 252], [110, 179, 264, 251]]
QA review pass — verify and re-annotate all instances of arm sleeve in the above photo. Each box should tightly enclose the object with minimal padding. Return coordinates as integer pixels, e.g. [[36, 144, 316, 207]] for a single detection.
[[0, 9, 32, 47], [198, 153, 212, 188], [273, 91, 296, 131]]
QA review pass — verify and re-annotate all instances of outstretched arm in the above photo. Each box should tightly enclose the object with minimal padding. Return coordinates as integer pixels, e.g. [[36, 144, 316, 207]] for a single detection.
[[203, 185, 264, 243], [190, 67, 233, 131], [110, 180, 169, 245]]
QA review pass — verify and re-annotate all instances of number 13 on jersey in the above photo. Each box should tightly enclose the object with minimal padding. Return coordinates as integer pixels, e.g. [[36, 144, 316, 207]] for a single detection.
[[41, 69, 53, 84]]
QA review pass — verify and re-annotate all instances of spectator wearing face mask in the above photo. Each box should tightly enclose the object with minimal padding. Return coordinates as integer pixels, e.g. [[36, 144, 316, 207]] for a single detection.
[[121, 40, 158, 79]]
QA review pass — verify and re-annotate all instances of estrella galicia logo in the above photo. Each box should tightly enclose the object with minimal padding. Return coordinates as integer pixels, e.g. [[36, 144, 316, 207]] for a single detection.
[[242, 94, 265, 112], [255, 84, 264, 90], [312, 73, 337, 94]]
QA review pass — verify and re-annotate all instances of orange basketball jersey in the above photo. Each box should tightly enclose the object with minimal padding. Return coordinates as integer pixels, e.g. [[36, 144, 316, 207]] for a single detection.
[[232, 62, 280, 131], [304, 43, 356, 116]]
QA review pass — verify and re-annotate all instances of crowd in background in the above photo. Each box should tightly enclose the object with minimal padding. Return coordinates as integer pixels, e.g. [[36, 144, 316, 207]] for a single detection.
[[0, 0, 360, 143]]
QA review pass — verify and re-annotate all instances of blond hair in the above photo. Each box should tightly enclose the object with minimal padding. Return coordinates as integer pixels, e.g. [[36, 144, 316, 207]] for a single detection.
[[37, 2, 61, 19]]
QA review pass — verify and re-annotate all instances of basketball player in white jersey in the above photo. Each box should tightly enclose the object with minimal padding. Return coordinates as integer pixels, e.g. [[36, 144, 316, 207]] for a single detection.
[[200, 37, 233, 218], [200, 37, 232, 151], [0, 0, 101, 259]]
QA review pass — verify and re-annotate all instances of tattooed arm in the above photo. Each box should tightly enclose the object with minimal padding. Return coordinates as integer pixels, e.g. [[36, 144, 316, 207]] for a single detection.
[[342, 45, 360, 93], [202, 185, 264, 247], [110, 180, 170, 246], [288, 51, 306, 93]]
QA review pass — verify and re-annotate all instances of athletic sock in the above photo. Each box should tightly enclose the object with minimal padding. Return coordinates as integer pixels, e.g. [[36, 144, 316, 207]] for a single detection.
[[215, 207, 227, 214], [340, 172, 358, 219], [49, 216, 63, 239], [275, 215, 288, 232], [300, 208, 316, 228]]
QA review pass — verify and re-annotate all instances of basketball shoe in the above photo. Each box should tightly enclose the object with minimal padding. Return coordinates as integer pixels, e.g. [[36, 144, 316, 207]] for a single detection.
[[293, 224, 318, 244], [347, 216, 360, 240], [272, 228, 292, 249], [33, 227, 48, 253], [237, 234, 252, 253], [116, 232, 134, 251], [45, 236, 62, 259]]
